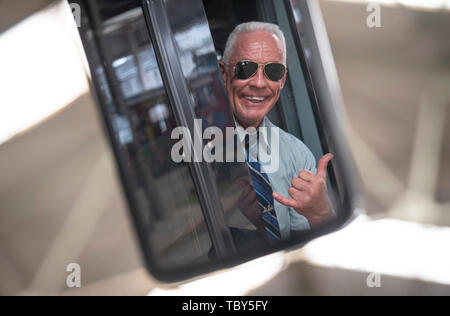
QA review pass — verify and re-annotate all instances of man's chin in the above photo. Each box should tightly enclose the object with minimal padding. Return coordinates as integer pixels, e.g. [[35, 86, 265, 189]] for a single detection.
[[236, 115, 265, 129]]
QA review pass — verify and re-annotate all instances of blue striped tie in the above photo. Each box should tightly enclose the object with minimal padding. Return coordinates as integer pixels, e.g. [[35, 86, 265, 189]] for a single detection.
[[245, 135, 281, 242]]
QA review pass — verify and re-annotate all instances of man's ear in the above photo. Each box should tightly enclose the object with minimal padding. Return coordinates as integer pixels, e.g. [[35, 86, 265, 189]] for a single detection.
[[280, 72, 287, 90]]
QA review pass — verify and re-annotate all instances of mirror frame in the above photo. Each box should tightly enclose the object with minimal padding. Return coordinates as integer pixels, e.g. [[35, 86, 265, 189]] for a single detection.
[[72, 0, 359, 283]]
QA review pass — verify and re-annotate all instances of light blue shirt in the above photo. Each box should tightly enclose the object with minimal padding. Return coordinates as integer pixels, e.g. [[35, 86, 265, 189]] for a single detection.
[[236, 117, 317, 240]]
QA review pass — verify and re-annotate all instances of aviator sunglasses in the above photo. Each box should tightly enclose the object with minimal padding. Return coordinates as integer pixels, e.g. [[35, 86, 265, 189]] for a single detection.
[[232, 60, 287, 82]]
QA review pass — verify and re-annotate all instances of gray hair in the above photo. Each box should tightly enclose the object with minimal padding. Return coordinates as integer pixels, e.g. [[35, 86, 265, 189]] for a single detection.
[[222, 22, 287, 66]]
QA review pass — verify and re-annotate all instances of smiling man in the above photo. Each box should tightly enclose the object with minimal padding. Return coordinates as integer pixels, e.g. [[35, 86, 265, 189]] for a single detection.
[[219, 22, 334, 242]]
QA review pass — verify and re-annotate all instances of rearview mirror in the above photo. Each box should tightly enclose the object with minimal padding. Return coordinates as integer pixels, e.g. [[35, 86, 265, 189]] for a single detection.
[[71, 0, 357, 283]]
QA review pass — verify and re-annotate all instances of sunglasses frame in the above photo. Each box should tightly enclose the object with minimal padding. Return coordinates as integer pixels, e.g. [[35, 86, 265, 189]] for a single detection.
[[231, 60, 288, 82]]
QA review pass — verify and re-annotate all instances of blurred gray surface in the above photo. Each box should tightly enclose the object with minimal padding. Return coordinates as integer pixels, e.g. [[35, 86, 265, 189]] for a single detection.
[[322, 1, 450, 218], [0, 0, 54, 33], [249, 261, 450, 296], [0, 93, 153, 295], [0, 0, 449, 295]]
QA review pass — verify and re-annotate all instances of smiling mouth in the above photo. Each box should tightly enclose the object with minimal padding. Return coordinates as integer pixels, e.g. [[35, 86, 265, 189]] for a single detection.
[[243, 95, 267, 104]]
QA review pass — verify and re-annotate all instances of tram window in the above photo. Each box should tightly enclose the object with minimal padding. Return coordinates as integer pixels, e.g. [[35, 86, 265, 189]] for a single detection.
[[203, 0, 342, 220]]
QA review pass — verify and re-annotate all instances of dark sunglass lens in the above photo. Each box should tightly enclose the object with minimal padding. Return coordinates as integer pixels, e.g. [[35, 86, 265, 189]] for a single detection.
[[235, 61, 258, 80], [265, 63, 286, 81]]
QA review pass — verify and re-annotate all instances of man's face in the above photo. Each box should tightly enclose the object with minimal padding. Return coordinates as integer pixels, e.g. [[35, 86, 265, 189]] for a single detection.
[[220, 30, 287, 128]]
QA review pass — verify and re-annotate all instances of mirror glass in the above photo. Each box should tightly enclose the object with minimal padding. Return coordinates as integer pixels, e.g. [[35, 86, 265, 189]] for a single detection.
[[78, 0, 215, 269], [72, 0, 354, 282]]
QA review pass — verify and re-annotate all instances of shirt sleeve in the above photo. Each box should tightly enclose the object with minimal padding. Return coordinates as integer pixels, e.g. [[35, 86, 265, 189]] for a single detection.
[[291, 137, 317, 175], [287, 136, 317, 232]]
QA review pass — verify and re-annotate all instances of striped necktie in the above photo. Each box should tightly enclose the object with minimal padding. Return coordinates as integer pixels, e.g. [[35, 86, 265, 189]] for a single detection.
[[245, 135, 281, 242]]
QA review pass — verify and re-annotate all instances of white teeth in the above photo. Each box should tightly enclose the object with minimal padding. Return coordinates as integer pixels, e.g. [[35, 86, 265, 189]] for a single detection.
[[244, 96, 265, 102]]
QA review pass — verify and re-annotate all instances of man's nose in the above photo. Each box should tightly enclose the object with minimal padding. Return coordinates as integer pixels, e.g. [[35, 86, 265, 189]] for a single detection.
[[248, 66, 267, 89]]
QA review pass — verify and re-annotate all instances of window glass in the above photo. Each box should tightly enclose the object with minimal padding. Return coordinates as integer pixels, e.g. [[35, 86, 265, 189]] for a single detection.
[[78, 0, 214, 269]]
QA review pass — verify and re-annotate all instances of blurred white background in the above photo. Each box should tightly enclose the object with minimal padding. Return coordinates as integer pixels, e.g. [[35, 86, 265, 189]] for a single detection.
[[0, 0, 449, 295]]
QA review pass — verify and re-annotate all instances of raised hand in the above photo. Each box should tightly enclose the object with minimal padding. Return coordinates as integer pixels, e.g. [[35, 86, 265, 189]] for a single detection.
[[272, 154, 334, 229]]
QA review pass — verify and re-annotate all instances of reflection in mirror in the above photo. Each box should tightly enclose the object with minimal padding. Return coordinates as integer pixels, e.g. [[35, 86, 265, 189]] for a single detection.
[[73, 0, 350, 282]]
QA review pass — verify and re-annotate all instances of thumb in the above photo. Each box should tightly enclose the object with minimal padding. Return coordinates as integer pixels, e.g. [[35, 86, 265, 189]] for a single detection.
[[317, 153, 334, 179]]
